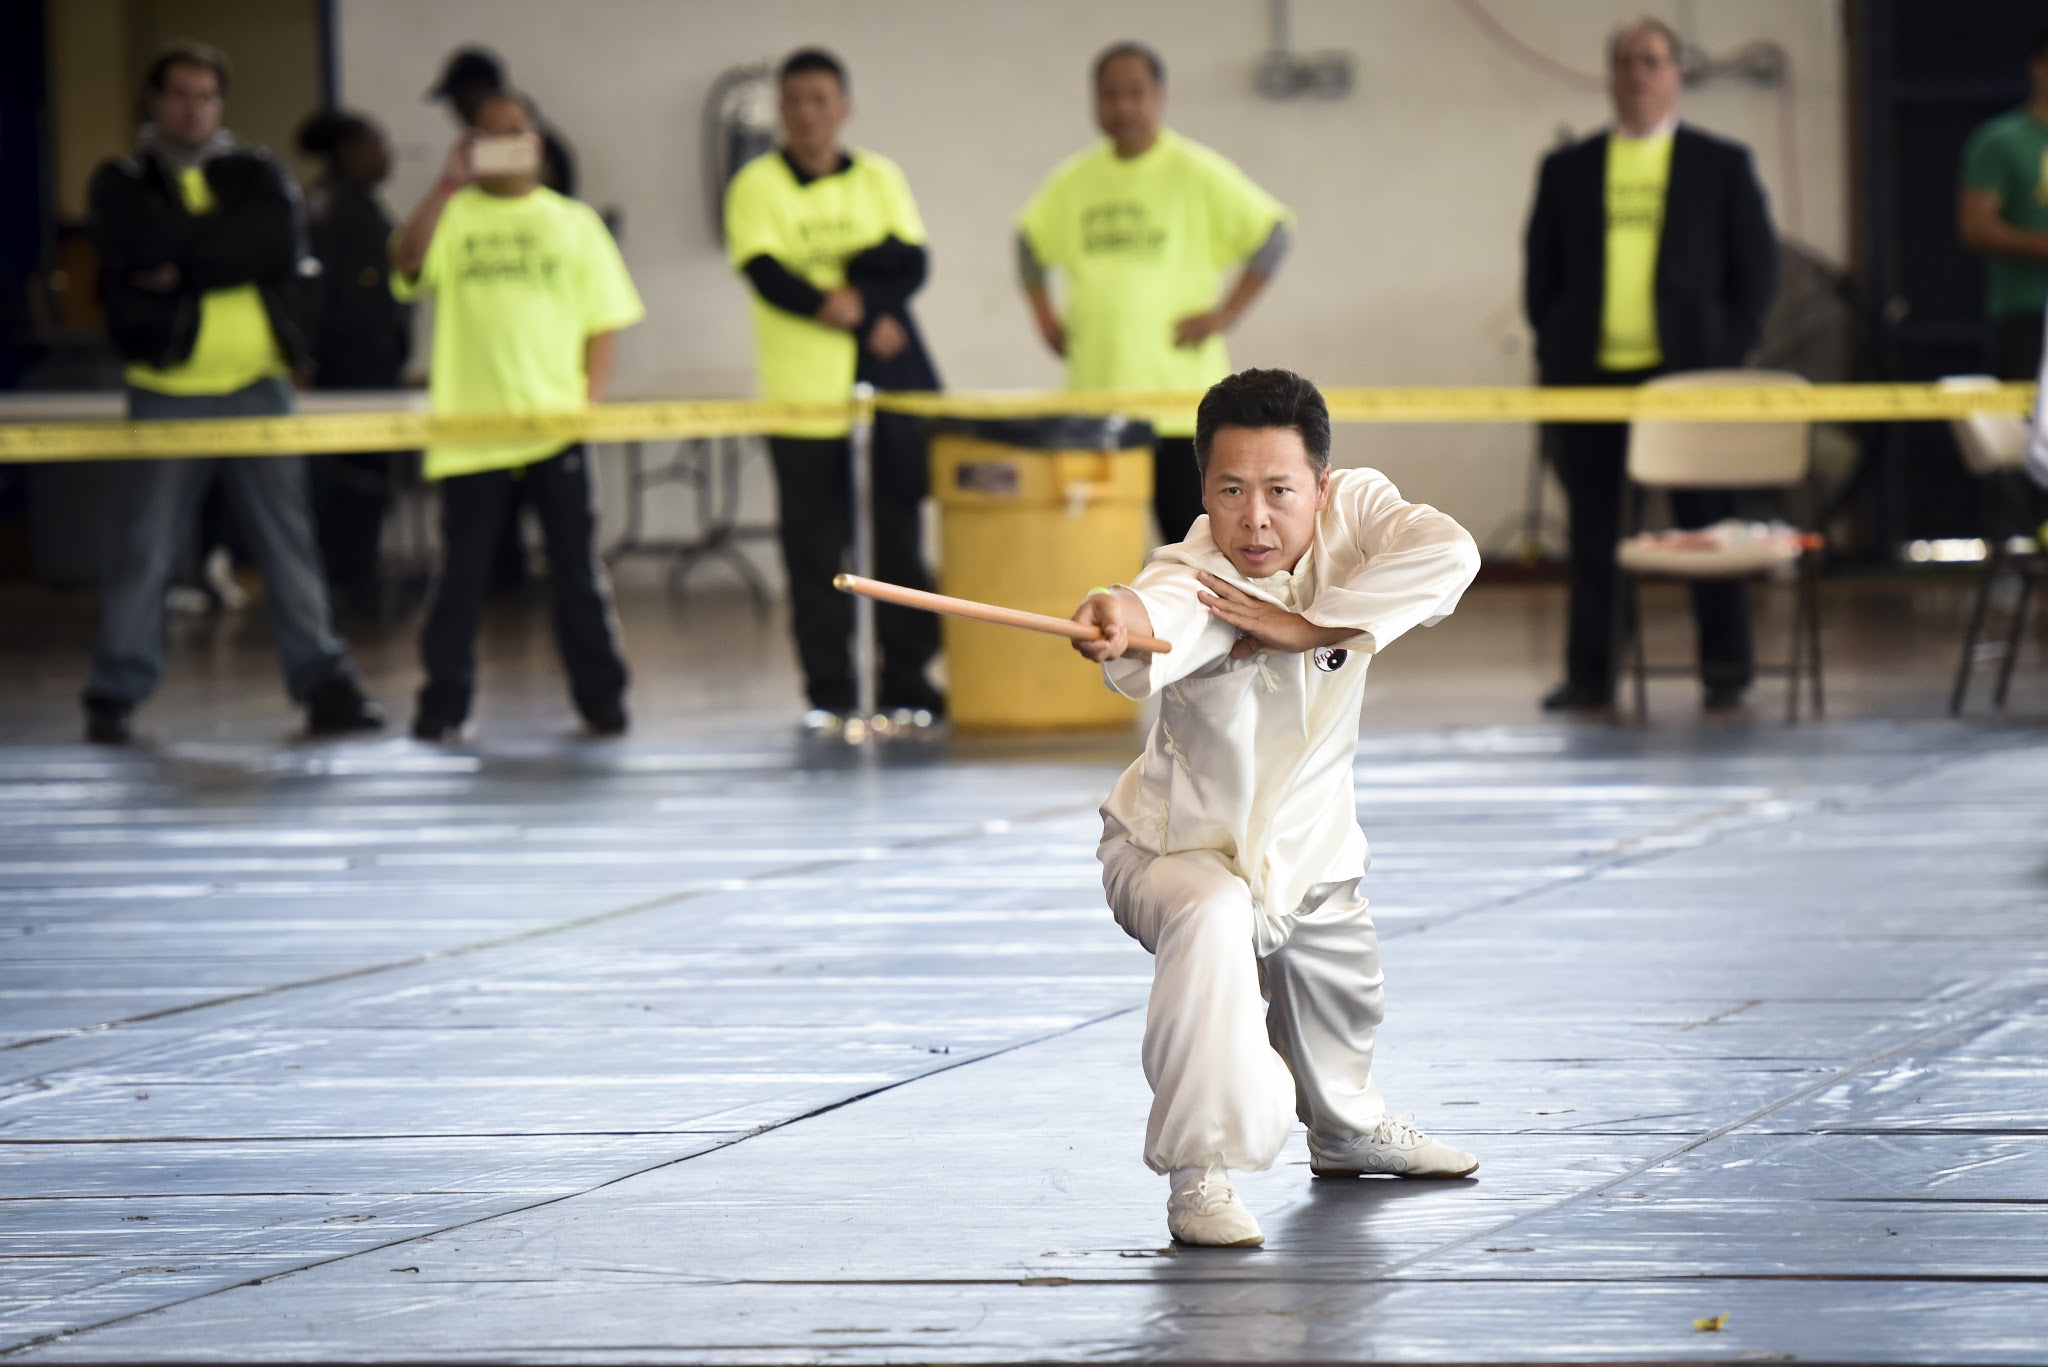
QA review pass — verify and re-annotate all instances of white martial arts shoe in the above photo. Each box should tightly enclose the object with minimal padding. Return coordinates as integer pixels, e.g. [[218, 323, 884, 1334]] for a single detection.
[[1309, 1113, 1479, 1179], [800, 708, 850, 735], [1166, 1166, 1265, 1247]]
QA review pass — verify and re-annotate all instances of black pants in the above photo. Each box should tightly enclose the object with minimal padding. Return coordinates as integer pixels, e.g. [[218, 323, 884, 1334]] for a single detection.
[[768, 435, 940, 711], [313, 451, 400, 611], [489, 478, 534, 594], [1989, 311, 2045, 381], [1986, 314, 2048, 533], [1153, 437, 1204, 544], [1551, 398, 1754, 695], [418, 445, 627, 723]]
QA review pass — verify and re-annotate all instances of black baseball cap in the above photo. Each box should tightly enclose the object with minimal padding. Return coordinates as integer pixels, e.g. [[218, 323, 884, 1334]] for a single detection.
[[427, 47, 505, 100]]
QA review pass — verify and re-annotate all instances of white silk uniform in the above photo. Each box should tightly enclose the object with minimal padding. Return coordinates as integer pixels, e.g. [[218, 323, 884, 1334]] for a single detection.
[[1097, 467, 1481, 1174]]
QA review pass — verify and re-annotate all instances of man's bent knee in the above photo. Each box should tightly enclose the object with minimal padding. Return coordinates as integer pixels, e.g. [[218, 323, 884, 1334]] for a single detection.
[[1109, 848, 1255, 955]]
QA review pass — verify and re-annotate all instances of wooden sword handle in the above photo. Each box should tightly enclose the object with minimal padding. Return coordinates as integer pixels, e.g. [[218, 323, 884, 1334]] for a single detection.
[[833, 574, 1173, 655]]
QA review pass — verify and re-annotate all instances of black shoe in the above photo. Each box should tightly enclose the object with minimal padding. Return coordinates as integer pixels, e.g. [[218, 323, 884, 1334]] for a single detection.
[[1540, 681, 1612, 713], [807, 682, 857, 714], [580, 701, 629, 737], [83, 697, 132, 746], [880, 676, 947, 722], [306, 672, 386, 737], [1703, 682, 1750, 713], [411, 709, 467, 743]]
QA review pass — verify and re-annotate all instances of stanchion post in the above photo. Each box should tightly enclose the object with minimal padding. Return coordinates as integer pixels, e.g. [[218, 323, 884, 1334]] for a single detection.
[[849, 383, 878, 727]]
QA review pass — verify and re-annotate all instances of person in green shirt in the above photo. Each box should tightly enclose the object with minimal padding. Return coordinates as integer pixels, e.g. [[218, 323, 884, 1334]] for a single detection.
[[725, 49, 945, 728], [1959, 29, 2048, 379], [1017, 42, 1294, 544], [392, 95, 645, 741]]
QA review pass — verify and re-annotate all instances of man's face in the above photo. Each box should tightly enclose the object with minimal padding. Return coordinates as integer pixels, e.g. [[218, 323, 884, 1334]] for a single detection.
[[1095, 52, 1162, 150], [343, 131, 391, 186], [1609, 26, 1680, 128], [2031, 51, 2048, 103], [1200, 427, 1330, 579], [780, 70, 849, 155], [150, 62, 224, 150]]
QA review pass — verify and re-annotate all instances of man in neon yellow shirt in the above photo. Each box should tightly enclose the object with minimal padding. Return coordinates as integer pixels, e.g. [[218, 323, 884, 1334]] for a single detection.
[[1018, 42, 1293, 543], [392, 95, 645, 741], [1522, 18, 1776, 713], [725, 49, 944, 726], [83, 41, 381, 746]]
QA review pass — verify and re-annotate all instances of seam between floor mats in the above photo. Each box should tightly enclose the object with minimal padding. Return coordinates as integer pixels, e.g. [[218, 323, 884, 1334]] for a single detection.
[[0, 796, 1104, 1062], [1376, 790, 1805, 942], [1337, 729, 2041, 1292], [14, 987, 2027, 1345], [0, 1003, 1140, 1360], [1365, 984, 2044, 1292], [1373, 723, 2014, 944], [9, 723, 1994, 1063]]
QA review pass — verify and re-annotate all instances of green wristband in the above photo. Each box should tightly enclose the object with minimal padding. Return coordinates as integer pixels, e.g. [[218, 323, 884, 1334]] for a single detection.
[[1086, 585, 1117, 598]]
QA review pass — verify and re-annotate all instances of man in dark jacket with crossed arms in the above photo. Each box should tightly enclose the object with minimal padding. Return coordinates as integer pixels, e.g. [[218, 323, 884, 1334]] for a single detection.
[[83, 41, 380, 745]]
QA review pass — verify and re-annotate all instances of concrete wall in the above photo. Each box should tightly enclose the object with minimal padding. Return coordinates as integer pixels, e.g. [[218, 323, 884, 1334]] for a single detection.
[[334, 0, 1848, 574]]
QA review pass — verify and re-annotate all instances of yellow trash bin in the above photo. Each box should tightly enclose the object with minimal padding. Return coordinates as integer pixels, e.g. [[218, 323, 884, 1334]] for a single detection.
[[929, 417, 1156, 731]]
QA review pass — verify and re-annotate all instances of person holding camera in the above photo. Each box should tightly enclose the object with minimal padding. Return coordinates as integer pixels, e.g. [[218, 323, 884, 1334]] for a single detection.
[[391, 95, 644, 741]]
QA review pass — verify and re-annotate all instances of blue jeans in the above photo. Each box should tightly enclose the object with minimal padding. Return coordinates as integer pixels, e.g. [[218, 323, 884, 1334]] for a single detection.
[[85, 377, 354, 708]]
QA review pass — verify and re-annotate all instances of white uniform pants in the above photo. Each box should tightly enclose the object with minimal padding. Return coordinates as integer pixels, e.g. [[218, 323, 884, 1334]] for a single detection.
[[1101, 838, 1387, 1174]]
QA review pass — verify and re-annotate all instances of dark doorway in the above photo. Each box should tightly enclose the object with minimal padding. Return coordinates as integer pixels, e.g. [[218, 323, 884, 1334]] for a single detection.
[[1852, 0, 2043, 551]]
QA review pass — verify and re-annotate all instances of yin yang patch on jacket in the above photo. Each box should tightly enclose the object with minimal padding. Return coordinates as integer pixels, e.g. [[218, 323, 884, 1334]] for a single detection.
[[1313, 646, 1349, 673]]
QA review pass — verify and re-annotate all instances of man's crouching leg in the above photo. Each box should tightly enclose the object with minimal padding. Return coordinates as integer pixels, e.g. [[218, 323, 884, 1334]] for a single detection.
[[1264, 883, 1478, 1180], [1101, 840, 1297, 1247]]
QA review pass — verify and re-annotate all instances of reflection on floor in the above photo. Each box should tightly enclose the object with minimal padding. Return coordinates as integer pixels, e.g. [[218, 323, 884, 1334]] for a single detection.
[[0, 575, 2043, 1363]]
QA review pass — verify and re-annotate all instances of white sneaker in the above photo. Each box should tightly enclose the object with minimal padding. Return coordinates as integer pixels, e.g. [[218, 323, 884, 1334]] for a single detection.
[[1309, 1113, 1479, 1179], [800, 708, 849, 735], [1166, 1167, 1265, 1247], [202, 547, 250, 611]]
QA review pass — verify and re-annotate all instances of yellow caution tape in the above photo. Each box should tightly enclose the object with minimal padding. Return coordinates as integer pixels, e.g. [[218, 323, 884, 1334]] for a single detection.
[[0, 399, 855, 464], [0, 383, 2032, 463], [876, 382, 2038, 424]]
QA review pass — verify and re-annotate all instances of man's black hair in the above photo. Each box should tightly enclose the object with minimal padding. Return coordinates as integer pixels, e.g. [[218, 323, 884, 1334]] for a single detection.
[[780, 48, 849, 94], [1194, 368, 1332, 478], [145, 39, 230, 96], [1093, 41, 1165, 87], [2033, 27, 2048, 63], [430, 47, 505, 100]]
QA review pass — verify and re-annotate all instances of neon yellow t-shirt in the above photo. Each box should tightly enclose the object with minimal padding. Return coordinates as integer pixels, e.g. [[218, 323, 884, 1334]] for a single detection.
[[1598, 131, 1674, 372], [394, 186, 645, 479], [1018, 130, 1290, 437], [725, 149, 925, 439], [125, 166, 287, 396]]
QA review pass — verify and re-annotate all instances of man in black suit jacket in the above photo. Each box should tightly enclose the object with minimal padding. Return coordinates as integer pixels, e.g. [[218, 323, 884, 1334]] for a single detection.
[[1523, 18, 1778, 712]]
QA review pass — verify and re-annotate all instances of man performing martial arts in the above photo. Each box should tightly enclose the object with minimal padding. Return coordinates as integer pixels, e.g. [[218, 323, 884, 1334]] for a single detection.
[[1070, 368, 1483, 1247]]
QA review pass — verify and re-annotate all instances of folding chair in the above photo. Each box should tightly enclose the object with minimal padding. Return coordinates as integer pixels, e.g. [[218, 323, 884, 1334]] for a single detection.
[[1941, 376, 2046, 715], [1613, 370, 1822, 723]]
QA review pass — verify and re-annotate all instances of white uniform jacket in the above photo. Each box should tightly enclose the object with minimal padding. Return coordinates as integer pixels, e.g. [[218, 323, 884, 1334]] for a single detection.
[[2028, 333, 2048, 491], [1100, 467, 1481, 952]]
